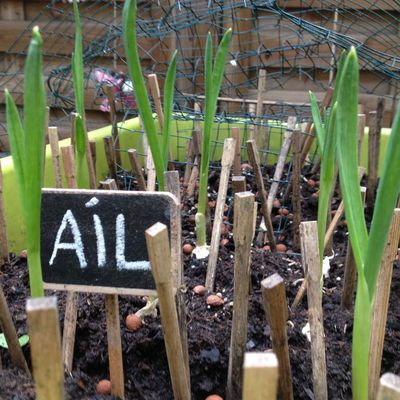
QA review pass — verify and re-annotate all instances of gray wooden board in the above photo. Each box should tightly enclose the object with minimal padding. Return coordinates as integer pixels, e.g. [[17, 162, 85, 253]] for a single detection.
[[41, 189, 179, 296]]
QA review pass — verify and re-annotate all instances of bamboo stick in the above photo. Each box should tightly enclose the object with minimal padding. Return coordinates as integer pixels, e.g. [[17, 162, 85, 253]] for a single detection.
[[267, 116, 296, 212], [300, 221, 328, 400], [232, 176, 247, 194], [0, 284, 29, 372], [261, 273, 294, 400], [246, 139, 276, 251], [145, 223, 191, 400], [0, 162, 9, 263], [104, 84, 121, 166], [255, 69, 268, 162], [369, 209, 400, 399], [127, 149, 147, 191], [367, 97, 385, 209], [206, 138, 236, 291], [231, 126, 242, 176], [377, 373, 400, 400], [48, 127, 63, 189], [226, 192, 255, 400], [242, 352, 279, 400], [27, 297, 64, 400], [103, 136, 117, 181], [292, 129, 302, 252]]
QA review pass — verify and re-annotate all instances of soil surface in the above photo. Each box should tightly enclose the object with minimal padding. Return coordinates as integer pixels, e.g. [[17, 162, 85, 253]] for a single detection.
[[1, 164, 399, 399]]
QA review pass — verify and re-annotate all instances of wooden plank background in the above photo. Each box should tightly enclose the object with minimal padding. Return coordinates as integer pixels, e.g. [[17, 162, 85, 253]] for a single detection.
[[0, 0, 399, 150]]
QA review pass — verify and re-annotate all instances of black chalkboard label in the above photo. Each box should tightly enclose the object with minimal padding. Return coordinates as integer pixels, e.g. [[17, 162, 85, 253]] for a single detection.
[[41, 189, 178, 295]]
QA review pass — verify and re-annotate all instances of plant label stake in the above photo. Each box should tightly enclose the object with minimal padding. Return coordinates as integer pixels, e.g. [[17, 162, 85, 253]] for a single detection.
[[226, 192, 255, 400], [242, 352, 279, 400], [27, 296, 64, 400], [300, 221, 328, 400], [145, 222, 191, 400], [205, 138, 236, 291], [261, 273, 294, 400]]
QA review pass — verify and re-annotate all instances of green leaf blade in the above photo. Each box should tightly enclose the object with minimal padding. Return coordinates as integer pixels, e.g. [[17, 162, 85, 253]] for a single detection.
[[309, 91, 325, 154], [336, 47, 368, 273], [123, 0, 165, 190]]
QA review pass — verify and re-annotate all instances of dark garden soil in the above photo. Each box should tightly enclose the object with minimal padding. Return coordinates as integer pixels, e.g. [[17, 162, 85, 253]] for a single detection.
[[1, 164, 399, 399]]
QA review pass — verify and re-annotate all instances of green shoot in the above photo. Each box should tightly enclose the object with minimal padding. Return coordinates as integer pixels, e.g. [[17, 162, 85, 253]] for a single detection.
[[5, 27, 46, 298], [335, 47, 400, 399], [72, 0, 89, 188], [195, 30, 232, 253], [123, 0, 166, 190], [162, 50, 178, 170]]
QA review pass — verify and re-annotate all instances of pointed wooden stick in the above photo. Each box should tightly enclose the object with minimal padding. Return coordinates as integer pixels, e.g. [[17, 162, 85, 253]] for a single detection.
[[255, 69, 268, 164], [61, 146, 78, 190], [27, 297, 64, 400], [301, 221, 328, 400], [242, 352, 279, 400], [377, 373, 400, 400], [128, 149, 147, 191], [205, 138, 236, 291], [226, 192, 255, 400], [261, 274, 294, 400], [369, 209, 400, 400], [145, 223, 191, 400], [0, 284, 29, 372], [103, 136, 117, 181], [0, 162, 9, 263], [267, 116, 296, 212], [48, 127, 63, 189], [292, 129, 302, 252], [231, 126, 242, 176], [232, 176, 246, 194], [104, 84, 122, 166], [246, 139, 276, 251]]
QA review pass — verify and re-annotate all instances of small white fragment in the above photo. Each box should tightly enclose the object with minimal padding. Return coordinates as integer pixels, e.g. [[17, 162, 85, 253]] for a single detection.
[[230, 59, 237, 67], [336, 277, 341, 281], [85, 197, 99, 208], [193, 245, 210, 259], [302, 322, 311, 342], [322, 256, 331, 279]]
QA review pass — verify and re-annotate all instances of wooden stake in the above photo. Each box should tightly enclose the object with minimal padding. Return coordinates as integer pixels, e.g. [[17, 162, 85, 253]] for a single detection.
[[226, 192, 255, 400], [242, 352, 279, 400], [145, 223, 191, 400], [146, 149, 156, 191], [103, 136, 117, 181], [0, 163, 9, 263], [358, 114, 366, 160], [369, 209, 400, 400], [104, 85, 122, 166], [105, 294, 125, 399], [60, 146, 79, 373], [246, 139, 276, 251], [84, 125, 97, 190], [187, 129, 202, 198], [206, 138, 236, 291], [248, 103, 256, 141], [183, 138, 194, 186], [341, 187, 367, 310], [101, 178, 125, 398], [231, 126, 242, 176], [164, 171, 190, 391], [292, 129, 302, 252], [267, 116, 296, 212], [61, 146, 78, 189], [89, 141, 97, 175], [70, 112, 77, 149], [148, 74, 164, 129], [48, 127, 63, 189], [367, 98, 385, 209], [255, 69, 268, 162], [261, 274, 294, 400], [128, 149, 147, 191], [232, 176, 246, 194], [27, 297, 64, 400], [377, 373, 400, 400], [300, 221, 328, 400], [0, 284, 28, 372]]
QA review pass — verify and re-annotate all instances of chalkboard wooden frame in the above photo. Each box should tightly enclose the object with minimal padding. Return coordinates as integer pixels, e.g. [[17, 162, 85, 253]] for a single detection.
[[41, 188, 180, 296]]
